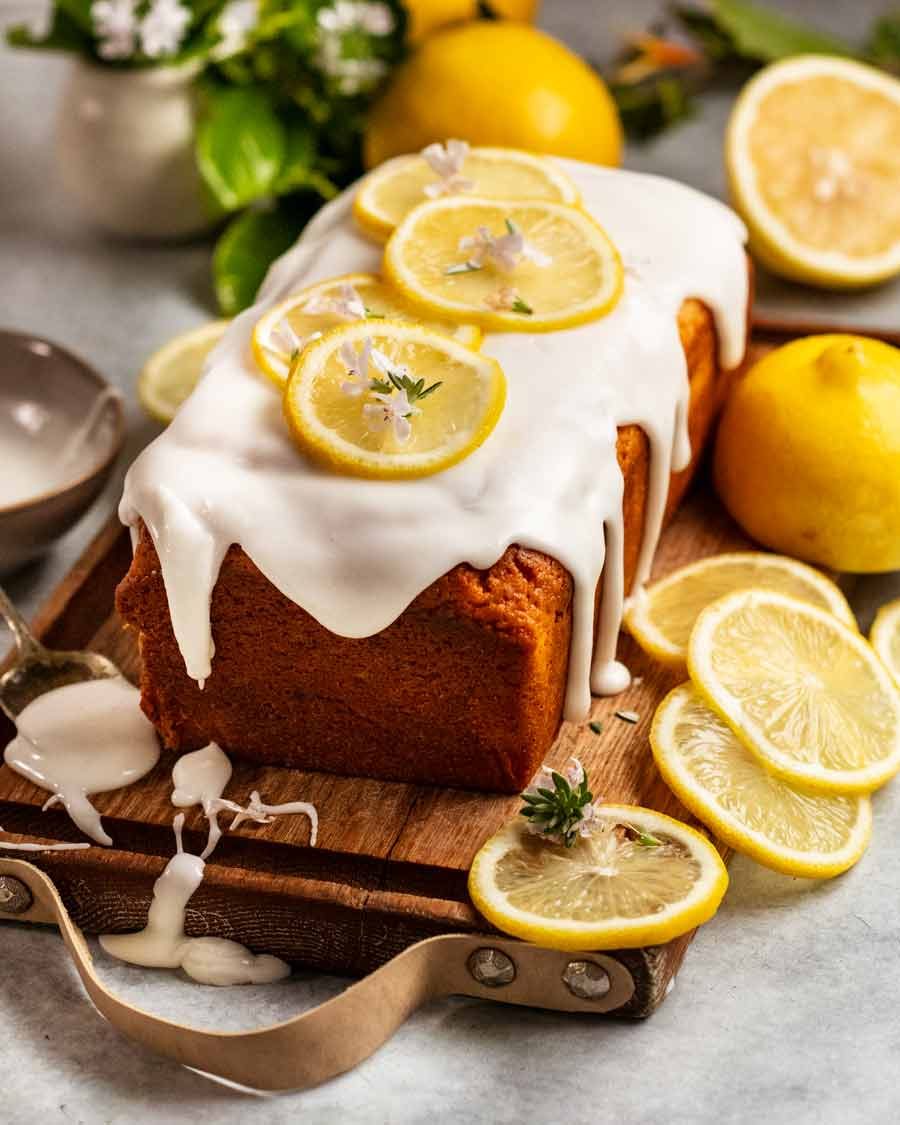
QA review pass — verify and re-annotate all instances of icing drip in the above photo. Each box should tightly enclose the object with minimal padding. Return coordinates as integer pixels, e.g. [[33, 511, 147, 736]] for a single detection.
[[3, 678, 160, 845], [120, 161, 748, 715], [0, 829, 90, 852], [99, 814, 291, 986]]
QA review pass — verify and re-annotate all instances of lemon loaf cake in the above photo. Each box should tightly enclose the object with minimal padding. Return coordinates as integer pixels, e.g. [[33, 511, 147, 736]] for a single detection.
[[117, 155, 749, 793]]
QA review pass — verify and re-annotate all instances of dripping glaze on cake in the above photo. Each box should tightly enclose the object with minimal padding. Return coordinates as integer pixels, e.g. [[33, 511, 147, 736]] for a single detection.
[[120, 160, 748, 720]]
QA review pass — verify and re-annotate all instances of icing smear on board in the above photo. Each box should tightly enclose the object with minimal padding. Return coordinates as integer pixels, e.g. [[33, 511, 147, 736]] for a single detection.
[[120, 160, 748, 715]]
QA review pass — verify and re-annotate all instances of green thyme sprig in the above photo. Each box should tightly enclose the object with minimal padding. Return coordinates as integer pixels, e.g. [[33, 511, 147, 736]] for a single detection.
[[520, 764, 594, 848], [370, 366, 442, 405]]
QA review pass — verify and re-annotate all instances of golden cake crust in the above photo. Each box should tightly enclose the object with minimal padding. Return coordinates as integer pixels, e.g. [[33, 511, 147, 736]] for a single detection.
[[117, 297, 736, 792]]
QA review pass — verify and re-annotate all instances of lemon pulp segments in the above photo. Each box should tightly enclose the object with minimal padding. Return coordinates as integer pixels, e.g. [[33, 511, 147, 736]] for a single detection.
[[251, 273, 481, 389], [625, 552, 856, 666], [353, 147, 580, 240], [138, 320, 230, 424], [468, 806, 727, 951], [384, 196, 623, 332], [652, 683, 872, 878], [688, 589, 900, 794], [284, 319, 505, 479], [871, 598, 900, 688]]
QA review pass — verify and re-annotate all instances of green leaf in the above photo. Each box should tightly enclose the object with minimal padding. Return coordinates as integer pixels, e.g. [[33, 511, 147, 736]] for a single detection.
[[56, 0, 94, 34], [197, 86, 286, 212], [274, 121, 339, 199], [867, 12, 900, 72], [213, 204, 310, 315], [711, 0, 857, 62]]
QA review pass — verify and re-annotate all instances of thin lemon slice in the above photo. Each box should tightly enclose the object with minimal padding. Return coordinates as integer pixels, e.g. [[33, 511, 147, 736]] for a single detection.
[[726, 55, 900, 288], [652, 683, 872, 879], [384, 197, 623, 332], [689, 589, 900, 794], [468, 805, 727, 951], [252, 272, 481, 389], [284, 319, 505, 479], [138, 320, 230, 424], [353, 146, 580, 241], [871, 597, 900, 688], [625, 552, 856, 667]]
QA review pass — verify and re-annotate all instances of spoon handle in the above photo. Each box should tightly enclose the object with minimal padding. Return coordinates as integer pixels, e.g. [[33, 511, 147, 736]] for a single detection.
[[0, 585, 45, 662]]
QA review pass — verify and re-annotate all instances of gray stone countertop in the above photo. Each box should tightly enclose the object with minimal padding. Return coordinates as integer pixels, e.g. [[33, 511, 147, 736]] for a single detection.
[[2, 2, 900, 1122]]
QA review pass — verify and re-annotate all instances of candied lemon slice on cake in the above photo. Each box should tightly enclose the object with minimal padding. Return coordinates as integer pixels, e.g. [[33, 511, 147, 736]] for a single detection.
[[468, 805, 727, 951], [353, 143, 580, 241], [652, 683, 872, 879], [688, 589, 900, 794], [625, 552, 856, 667], [252, 273, 481, 389], [726, 56, 900, 288], [871, 598, 900, 688], [138, 320, 230, 424], [383, 197, 623, 332], [283, 319, 505, 479]]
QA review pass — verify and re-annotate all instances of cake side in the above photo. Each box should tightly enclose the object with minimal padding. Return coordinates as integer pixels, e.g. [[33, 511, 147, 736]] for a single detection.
[[117, 297, 722, 793]]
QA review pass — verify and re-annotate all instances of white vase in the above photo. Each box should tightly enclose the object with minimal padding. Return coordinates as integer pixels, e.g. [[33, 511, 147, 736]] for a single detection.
[[55, 58, 218, 240]]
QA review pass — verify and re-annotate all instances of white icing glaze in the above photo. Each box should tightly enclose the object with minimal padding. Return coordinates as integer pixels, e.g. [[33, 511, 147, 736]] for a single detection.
[[100, 814, 290, 985], [0, 830, 90, 852], [3, 678, 160, 845], [120, 160, 748, 718]]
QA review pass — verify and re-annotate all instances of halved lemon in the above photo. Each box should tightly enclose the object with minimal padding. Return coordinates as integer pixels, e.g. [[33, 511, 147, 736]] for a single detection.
[[625, 552, 856, 667], [689, 589, 900, 794], [652, 683, 872, 879], [468, 805, 727, 951], [353, 146, 580, 241], [726, 55, 900, 288], [251, 272, 481, 389], [283, 319, 506, 479], [871, 597, 900, 688], [138, 320, 230, 424], [384, 197, 623, 332]]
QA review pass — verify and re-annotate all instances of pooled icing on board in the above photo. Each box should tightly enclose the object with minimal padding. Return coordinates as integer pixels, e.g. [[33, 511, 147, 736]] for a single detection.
[[120, 160, 748, 718]]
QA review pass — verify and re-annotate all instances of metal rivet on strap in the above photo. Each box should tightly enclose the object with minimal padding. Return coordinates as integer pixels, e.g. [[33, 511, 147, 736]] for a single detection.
[[562, 960, 612, 1000], [0, 875, 33, 915], [467, 948, 516, 987]]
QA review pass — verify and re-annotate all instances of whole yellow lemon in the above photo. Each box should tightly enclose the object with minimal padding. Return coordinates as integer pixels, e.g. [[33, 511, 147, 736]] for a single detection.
[[364, 21, 623, 168], [714, 335, 900, 572], [404, 0, 540, 43]]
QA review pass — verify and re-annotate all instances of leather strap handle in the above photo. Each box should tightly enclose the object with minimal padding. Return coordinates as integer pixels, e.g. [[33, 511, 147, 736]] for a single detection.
[[1, 858, 634, 1092]]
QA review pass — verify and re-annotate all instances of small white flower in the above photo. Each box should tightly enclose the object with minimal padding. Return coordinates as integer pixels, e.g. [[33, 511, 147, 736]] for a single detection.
[[363, 387, 417, 444], [91, 0, 138, 59], [318, 0, 395, 35], [270, 317, 305, 359], [422, 140, 474, 198], [315, 1, 394, 95], [215, 0, 258, 58], [139, 0, 190, 58], [339, 338, 374, 397], [458, 220, 552, 273], [302, 283, 367, 321]]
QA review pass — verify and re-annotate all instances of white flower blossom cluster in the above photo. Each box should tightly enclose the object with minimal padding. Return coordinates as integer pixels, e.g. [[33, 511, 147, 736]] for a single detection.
[[214, 0, 259, 59], [91, 0, 191, 60], [422, 139, 475, 198], [339, 337, 418, 444], [314, 0, 396, 96], [458, 220, 553, 272], [523, 757, 602, 845]]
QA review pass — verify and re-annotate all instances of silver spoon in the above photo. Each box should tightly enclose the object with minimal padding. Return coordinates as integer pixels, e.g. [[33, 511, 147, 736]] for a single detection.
[[0, 585, 120, 724]]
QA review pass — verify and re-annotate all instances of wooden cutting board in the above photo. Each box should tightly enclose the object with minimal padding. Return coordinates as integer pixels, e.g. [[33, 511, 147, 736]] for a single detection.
[[0, 482, 752, 1018]]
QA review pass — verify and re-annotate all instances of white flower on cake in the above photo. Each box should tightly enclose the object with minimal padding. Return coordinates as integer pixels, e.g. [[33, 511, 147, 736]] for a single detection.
[[139, 0, 190, 58], [364, 387, 417, 444], [302, 282, 367, 321], [422, 140, 475, 198], [91, 0, 138, 59], [215, 0, 258, 58], [339, 338, 381, 397], [315, 1, 395, 96], [268, 317, 305, 363], [448, 219, 553, 275]]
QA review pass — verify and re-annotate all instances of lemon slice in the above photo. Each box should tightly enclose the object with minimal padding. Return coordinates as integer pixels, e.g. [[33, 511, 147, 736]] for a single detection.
[[689, 589, 900, 794], [251, 272, 481, 389], [625, 552, 856, 667], [138, 320, 230, 424], [384, 197, 623, 332], [871, 597, 900, 688], [353, 146, 580, 241], [726, 56, 900, 288], [283, 319, 506, 479], [468, 805, 727, 951], [652, 683, 872, 879]]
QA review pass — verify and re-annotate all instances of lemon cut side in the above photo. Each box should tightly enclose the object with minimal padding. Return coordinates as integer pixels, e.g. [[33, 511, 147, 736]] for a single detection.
[[625, 552, 856, 667], [688, 589, 900, 794], [384, 196, 623, 332], [284, 319, 505, 479], [871, 598, 900, 689], [652, 684, 872, 879], [468, 805, 727, 951]]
